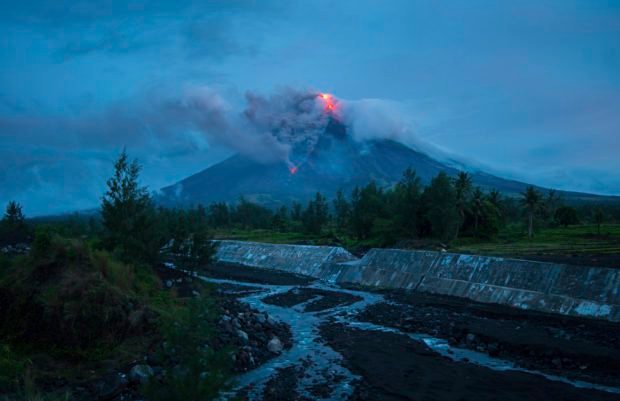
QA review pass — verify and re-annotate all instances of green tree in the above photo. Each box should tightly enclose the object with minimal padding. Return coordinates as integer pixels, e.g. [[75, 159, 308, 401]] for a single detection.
[[232, 197, 273, 229], [207, 202, 230, 227], [350, 182, 385, 240], [333, 189, 350, 232], [291, 202, 302, 221], [0, 201, 29, 245], [555, 206, 579, 227], [392, 168, 422, 238], [540, 189, 563, 227], [594, 207, 604, 236], [487, 189, 504, 224], [453, 171, 472, 239], [302, 192, 329, 234], [272, 206, 288, 232], [471, 187, 484, 236], [521, 185, 542, 238], [101, 150, 157, 263], [422, 172, 458, 241]]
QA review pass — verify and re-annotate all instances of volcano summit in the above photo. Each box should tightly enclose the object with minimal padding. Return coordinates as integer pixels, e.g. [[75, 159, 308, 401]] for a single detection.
[[159, 92, 615, 207]]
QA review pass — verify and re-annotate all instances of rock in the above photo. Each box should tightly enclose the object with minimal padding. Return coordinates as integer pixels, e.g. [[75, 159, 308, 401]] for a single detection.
[[237, 329, 249, 343], [256, 313, 267, 324], [268, 337, 283, 354], [466, 333, 476, 343], [165, 280, 173, 288], [129, 364, 154, 384], [267, 316, 277, 326], [93, 373, 127, 401]]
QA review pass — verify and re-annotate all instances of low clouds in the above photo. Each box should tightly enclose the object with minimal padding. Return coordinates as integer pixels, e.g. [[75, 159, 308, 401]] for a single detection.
[[1, 1, 619, 215]]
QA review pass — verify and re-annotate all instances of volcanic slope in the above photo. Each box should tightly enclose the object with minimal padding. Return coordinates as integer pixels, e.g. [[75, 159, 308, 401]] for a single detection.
[[160, 119, 618, 207]]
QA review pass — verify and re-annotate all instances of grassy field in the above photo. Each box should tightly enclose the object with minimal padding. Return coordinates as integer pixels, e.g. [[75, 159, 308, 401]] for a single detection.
[[450, 224, 620, 267], [452, 224, 620, 255], [212, 224, 620, 267]]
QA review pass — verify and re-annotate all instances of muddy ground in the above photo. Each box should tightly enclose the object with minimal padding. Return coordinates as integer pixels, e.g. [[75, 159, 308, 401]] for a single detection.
[[199, 263, 620, 401]]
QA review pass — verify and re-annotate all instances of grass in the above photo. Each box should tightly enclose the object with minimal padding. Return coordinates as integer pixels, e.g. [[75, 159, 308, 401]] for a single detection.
[[212, 224, 620, 264], [212, 228, 322, 244], [451, 224, 620, 259], [0, 234, 233, 399]]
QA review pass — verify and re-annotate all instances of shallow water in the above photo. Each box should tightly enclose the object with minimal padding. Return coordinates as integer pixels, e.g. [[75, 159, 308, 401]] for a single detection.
[[198, 274, 620, 399]]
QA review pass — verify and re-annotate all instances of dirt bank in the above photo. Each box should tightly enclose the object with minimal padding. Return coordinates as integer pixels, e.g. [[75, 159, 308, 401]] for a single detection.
[[262, 287, 363, 312], [199, 262, 316, 286], [354, 289, 620, 387], [321, 323, 620, 401]]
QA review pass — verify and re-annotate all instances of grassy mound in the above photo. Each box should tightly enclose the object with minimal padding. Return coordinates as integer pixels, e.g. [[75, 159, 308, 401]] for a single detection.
[[0, 239, 157, 352]]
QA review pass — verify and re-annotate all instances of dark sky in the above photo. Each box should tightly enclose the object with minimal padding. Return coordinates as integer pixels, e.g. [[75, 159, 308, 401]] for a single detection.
[[1, 0, 619, 215]]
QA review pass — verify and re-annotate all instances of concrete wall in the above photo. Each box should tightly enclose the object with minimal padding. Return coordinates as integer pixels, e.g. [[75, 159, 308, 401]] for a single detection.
[[214, 240, 355, 281], [335, 250, 620, 322], [213, 241, 620, 322]]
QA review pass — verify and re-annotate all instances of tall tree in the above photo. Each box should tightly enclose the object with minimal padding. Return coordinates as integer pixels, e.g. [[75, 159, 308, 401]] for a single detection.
[[422, 172, 458, 242], [350, 182, 385, 240], [207, 202, 230, 227], [101, 150, 157, 263], [520, 185, 542, 238], [594, 208, 604, 236], [453, 171, 472, 239], [471, 187, 485, 236], [291, 202, 303, 221], [555, 206, 579, 227], [333, 189, 351, 232], [543, 189, 563, 226], [302, 192, 329, 234], [0, 201, 29, 245], [392, 168, 422, 238]]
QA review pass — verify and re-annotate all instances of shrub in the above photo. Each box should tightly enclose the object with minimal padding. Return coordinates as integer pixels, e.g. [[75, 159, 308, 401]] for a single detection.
[[142, 299, 231, 401]]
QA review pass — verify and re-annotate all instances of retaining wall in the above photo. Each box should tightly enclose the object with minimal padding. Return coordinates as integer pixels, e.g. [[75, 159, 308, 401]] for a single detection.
[[212, 241, 620, 322], [336, 250, 620, 322], [214, 240, 355, 281]]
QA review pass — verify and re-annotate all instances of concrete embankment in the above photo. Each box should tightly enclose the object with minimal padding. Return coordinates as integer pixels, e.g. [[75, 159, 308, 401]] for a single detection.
[[340, 250, 620, 322], [214, 241, 620, 322], [214, 240, 355, 282]]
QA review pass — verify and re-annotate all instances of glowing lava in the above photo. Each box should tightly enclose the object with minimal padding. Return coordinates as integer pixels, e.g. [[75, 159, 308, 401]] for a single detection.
[[288, 165, 298, 175], [318, 92, 337, 112]]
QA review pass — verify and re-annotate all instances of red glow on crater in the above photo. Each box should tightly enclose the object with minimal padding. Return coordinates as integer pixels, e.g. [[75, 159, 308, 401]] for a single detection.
[[318, 92, 338, 113], [289, 165, 298, 175]]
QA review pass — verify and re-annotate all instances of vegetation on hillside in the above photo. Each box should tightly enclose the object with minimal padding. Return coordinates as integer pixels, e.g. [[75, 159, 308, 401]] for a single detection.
[[0, 150, 227, 401], [1, 150, 619, 399]]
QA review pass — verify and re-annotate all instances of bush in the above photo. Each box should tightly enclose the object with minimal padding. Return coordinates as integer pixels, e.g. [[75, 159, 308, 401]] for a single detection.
[[142, 299, 231, 401], [0, 239, 155, 353], [0, 344, 29, 392], [31, 227, 53, 260]]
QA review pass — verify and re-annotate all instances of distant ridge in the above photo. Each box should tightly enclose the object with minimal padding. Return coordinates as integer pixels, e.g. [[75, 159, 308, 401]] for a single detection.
[[160, 120, 619, 207]]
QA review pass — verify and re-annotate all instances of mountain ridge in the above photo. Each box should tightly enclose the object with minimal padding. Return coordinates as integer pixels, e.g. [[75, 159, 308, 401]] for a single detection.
[[159, 130, 619, 207]]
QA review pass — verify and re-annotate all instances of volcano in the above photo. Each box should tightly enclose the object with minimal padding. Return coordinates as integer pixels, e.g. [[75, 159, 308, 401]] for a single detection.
[[160, 118, 617, 207]]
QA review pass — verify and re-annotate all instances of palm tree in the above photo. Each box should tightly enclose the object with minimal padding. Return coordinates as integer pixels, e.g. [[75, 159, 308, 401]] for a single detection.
[[453, 171, 472, 239], [521, 185, 541, 238], [471, 187, 484, 236], [594, 208, 604, 236]]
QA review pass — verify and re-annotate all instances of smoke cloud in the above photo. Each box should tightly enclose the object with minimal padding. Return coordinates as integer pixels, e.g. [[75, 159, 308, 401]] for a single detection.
[[0, 85, 456, 215]]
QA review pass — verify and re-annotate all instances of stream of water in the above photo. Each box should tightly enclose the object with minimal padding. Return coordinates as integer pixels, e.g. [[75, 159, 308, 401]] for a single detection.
[[200, 276, 620, 400]]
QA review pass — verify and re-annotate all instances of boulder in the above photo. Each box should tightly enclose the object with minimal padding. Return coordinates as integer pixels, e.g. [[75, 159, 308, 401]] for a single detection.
[[237, 329, 249, 343], [129, 364, 154, 384], [267, 337, 283, 354]]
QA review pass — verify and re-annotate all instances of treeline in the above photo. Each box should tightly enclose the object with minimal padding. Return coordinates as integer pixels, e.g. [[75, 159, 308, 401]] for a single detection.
[[198, 169, 613, 244], [1, 162, 617, 253]]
